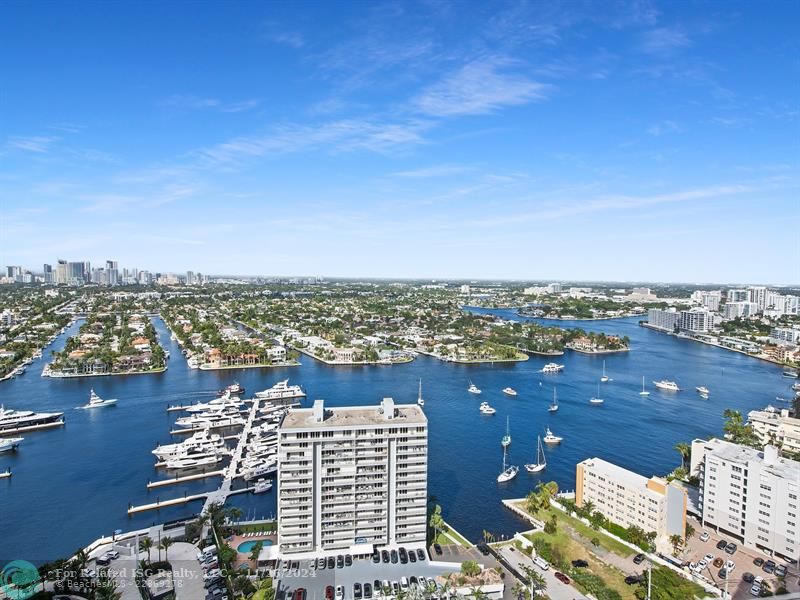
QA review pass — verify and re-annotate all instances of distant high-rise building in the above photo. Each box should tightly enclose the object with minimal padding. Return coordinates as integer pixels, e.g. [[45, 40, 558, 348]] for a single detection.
[[748, 286, 768, 312], [186, 271, 195, 285], [43, 264, 53, 284], [55, 260, 68, 285], [105, 260, 119, 286], [647, 308, 680, 331], [678, 308, 715, 332], [728, 289, 748, 303], [547, 282, 562, 294]]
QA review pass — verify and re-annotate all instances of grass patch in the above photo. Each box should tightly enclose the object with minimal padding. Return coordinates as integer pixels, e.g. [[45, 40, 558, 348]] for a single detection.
[[517, 502, 635, 558], [434, 522, 470, 547]]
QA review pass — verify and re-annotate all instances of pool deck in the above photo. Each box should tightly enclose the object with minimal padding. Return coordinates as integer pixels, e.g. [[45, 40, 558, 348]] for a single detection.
[[230, 532, 277, 569]]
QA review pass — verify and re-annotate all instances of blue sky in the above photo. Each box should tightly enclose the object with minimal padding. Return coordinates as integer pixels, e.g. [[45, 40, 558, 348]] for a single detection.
[[1, 1, 798, 284]]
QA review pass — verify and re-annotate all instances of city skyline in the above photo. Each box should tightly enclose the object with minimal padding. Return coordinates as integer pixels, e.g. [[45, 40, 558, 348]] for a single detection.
[[2, 1, 799, 283]]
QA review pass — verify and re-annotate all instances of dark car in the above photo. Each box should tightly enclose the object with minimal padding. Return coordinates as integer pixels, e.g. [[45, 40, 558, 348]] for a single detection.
[[409, 550, 416, 563], [554, 572, 571, 585], [434, 544, 442, 555], [417, 549, 426, 561], [572, 559, 589, 568], [633, 554, 646, 565], [294, 589, 306, 600], [477, 543, 491, 556], [325, 586, 334, 600], [337, 555, 344, 569], [624, 575, 641, 585], [327, 556, 335, 569], [372, 552, 380, 564], [743, 573, 755, 584], [354, 583, 362, 600], [763, 560, 776, 574], [399, 548, 408, 564], [716, 540, 729, 550], [713, 558, 724, 568], [381, 550, 389, 563], [753, 558, 764, 567], [319, 557, 327, 570], [390, 549, 398, 564], [363, 583, 372, 600], [725, 543, 737, 555], [373, 580, 381, 596], [775, 564, 787, 577], [718, 568, 728, 580]]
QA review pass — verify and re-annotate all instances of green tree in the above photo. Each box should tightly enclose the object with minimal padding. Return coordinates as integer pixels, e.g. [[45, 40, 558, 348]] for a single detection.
[[674, 442, 691, 470], [159, 537, 174, 562], [139, 537, 153, 563], [461, 560, 481, 577]]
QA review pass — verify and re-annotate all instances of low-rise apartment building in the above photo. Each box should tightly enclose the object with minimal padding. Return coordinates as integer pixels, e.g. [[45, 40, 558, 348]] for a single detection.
[[747, 407, 800, 458], [575, 458, 687, 551], [691, 438, 800, 563], [277, 398, 428, 558]]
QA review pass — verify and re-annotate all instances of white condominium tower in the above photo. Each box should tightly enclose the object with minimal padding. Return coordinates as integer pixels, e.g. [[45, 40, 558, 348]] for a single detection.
[[277, 397, 428, 558], [691, 438, 800, 563]]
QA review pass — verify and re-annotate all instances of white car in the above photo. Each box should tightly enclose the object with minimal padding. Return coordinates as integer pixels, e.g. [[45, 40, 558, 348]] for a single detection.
[[699, 532, 710, 542], [725, 560, 735, 572], [107, 550, 120, 560], [335, 586, 345, 600], [704, 554, 715, 563]]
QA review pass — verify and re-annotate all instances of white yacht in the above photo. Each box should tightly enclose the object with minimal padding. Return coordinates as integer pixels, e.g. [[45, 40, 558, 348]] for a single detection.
[[467, 380, 482, 394], [525, 436, 546, 473], [152, 430, 225, 460], [696, 386, 710, 396], [783, 369, 798, 379], [541, 363, 564, 374], [185, 393, 244, 413], [501, 416, 511, 447], [600, 360, 610, 382], [417, 379, 425, 406], [548, 387, 559, 412], [639, 376, 650, 396], [0, 437, 23, 453], [502, 387, 517, 396], [255, 380, 306, 400], [252, 479, 273, 494], [174, 410, 244, 430], [0, 405, 64, 434], [165, 454, 222, 470], [590, 383, 604, 405], [479, 402, 496, 415], [497, 445, 518, 483], [653, 380, 680, 391], [78, 389, 117, 409], [219, 382, 245, 396], [543, 427, 563, 445], [243, 461, 278, 480]]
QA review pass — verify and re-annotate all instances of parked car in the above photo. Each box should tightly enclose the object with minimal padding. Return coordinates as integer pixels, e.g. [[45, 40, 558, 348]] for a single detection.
[[353, 583, 362, 600], [327, 556, 335, 569], [699, 531, 710, 542], [716, 540, 729, 550], [335, 586, 344, 600], [775, 564, 787, 577], [572, 559, 589, 568], [381, 550, 389, 563], [345, 555, 353, 566], [416, 549, 426, 561], [433, 544, 442, 556], [325, 586, 334, 600], [363, 583, 372, 600], [763, 560, 776, 574], [477, 543, 490, 556], [742, 573, 755, 584], [633, 553, 646, 565], [96, 556, 111, 567], [533, 556, 550, 570], [373, 580, 382, 599], [337, 555, 344, 569], [294, 589, 306, 600], [718, 568, 728, 579], [624, 575, 641, 585], [390, 549, 398, 563], [713, 558, 724, 568], [725, 543, 737, 555], [372, 552, 380, 564], [399, 548, 408, 564], [750, 585, 762, 597], [409, 550, 416, 563], [725, 560, 736, 572], [753, 558, 764, 567], [554, 572, 570, 585]]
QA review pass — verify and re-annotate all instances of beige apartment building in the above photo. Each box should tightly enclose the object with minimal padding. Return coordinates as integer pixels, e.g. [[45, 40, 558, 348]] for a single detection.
[[277, 398, 428, 558], [747, 407, 800, 457]]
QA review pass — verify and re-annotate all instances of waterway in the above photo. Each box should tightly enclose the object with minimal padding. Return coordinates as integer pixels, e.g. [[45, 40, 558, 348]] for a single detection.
[[1, 310, 795, 563]]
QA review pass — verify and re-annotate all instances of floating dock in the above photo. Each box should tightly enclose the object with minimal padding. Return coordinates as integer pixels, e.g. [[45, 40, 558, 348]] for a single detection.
[[147, 470, 225, 488]]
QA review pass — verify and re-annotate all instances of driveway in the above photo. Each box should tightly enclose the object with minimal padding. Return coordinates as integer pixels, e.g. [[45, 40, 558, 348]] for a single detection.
[[495, 545, 589, 600]]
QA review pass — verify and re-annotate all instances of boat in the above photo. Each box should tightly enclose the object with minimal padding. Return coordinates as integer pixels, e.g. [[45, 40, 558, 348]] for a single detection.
[[590, 383, 604, 405], [467, 380, 482, 394], [525, 436, 547, 473], [548, 387, 559, 412], [501, 416, 511, 447], [496, 445, 518, 483], [185, 392, 244, 413], [417, 379, 425, 406], [541, 363, 564, 374], [254, 379, 306, 400], [783, 370, 798, 379], [152, 430, 226, 460], [543, 427, 562, 445], [653, 380, 680, 392], [792, 382, 800, 391], [479, 402, 496, 415], [78, 389, 118, 409], [639, 376, 650, 397], [219, 382, 245, 395], [243, 461, 278, 480], [600, 360, 610, 383], [0, 437, 23, 453], [0, 405, 65, 434], [696, 386, 710, 396], [252, 479, 273, 494], [165, 454, 222, 470], [502, 387, 518, 396]]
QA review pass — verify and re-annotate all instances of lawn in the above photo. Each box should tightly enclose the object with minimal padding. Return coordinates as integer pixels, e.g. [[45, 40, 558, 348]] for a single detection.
[[434, 521, 471, 547]]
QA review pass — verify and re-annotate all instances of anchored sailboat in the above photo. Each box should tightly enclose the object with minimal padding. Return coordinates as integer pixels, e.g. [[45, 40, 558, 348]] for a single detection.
[[601, 360, 610, 382], [497, 444, 518, 483], [417, 379, 425, 406], [548, 387, 559, 412], [501, 416, 511, 447], [590, 383, 604, 405], [525, 435, 547, 473], [639, 376, 650, 396]]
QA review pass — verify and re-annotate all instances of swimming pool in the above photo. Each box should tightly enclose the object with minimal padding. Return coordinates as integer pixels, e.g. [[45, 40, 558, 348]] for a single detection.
[[237, 539, 273, 553]]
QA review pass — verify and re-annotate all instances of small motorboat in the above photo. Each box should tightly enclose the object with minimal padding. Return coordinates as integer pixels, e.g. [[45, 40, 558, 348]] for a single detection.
[[502, 387, 517, 396], [467, 380, 482, 394], [479, 402, 496, 415], [252, 479, 273, 494], [543, 427, 562, 445], [78, 389, 118, 409]]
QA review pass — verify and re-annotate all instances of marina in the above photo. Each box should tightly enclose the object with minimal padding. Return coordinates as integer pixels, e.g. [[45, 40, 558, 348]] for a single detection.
[[0, 312, 796, 563]]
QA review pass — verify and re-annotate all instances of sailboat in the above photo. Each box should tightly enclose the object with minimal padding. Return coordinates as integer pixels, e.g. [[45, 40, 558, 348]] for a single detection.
[[548, 387, 559, 412], [600, 360, 610, 382], [590, 383, 604, 405], [639, 376, 650, 396], [501, 416, 511, 447], [78, 389, 118, 409], [525, 435, 547, 473], [497, 444, 518, 483], [417, 379, 425, 406], [467, 380, 482, 394]]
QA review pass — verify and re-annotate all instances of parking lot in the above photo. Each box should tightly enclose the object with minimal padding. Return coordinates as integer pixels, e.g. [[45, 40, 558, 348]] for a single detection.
[[275, 547, 463, 600], [683, 520, 797, 599]]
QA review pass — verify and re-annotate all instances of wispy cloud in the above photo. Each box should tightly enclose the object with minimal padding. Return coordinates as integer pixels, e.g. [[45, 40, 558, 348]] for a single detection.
[[261, 21, 304, 48], [160, 95, 261, 113], [640, 27, 690, 54], [646, 120, 682, 136], [413, 57, 550, 117], [6, 135, 60, 153], [390, 165, 467, 178]]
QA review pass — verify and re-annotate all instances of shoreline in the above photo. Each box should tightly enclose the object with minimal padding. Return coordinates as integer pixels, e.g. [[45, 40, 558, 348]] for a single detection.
[[411, 348, 529, 364], [565, 346, 631, 355], [293, 345, 415, 366], [198, 360, 301, 371], [43, 365, 168, 378]]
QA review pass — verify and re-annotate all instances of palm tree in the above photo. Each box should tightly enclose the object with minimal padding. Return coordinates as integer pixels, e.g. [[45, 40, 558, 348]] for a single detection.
[[159, 537, 174, 562], [139, 537, 153, 563], [674, 442, 691, 470], [580, 499, 595, 519], [522, 566, 547, 598], [669, 534, 683, 556]]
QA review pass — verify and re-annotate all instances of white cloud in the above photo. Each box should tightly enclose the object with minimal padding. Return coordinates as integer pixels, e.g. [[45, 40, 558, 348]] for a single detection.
[[413, 57, 549, 117], [640, 27, 690, 54], [390, 165, 467, 178], [160, 95, 260, 113], [646, 120, 682, 136], [6, 135, 60, 153]]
